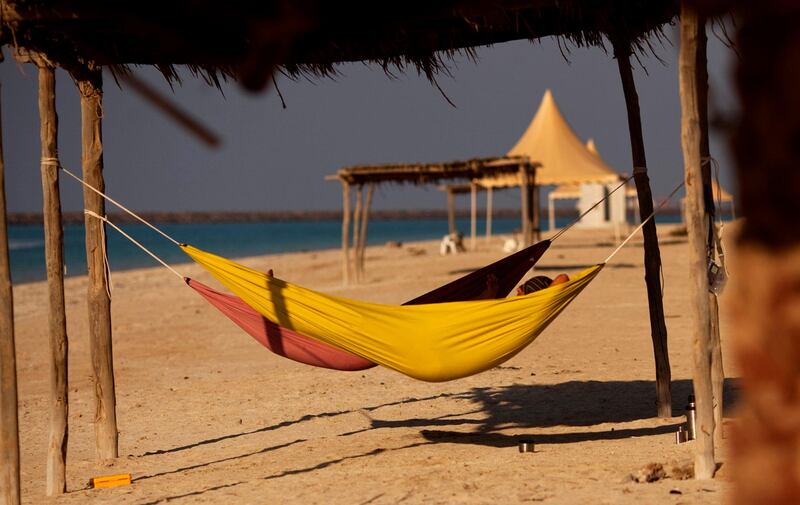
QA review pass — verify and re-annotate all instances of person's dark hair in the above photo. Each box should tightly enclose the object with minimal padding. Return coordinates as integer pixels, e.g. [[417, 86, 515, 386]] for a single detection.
[[521, 275, 553, 294]]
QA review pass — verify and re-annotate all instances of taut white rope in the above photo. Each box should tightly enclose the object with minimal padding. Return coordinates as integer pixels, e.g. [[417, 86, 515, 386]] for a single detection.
[[550, 175, 633, 242], [60, 166, 181, 246], [84, 211, 185, 280], [604, 182, 685, 264]]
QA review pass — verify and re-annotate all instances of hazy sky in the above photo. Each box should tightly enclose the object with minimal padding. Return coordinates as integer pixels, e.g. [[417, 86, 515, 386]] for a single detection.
[[2, 29, 738, 214]]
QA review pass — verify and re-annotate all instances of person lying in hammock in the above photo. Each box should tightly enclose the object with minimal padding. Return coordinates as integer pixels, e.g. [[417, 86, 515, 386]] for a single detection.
[[479, 273, 570, 299]]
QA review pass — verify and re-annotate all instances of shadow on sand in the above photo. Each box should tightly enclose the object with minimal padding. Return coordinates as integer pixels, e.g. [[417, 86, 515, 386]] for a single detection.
[[133, 378, 738, 503]]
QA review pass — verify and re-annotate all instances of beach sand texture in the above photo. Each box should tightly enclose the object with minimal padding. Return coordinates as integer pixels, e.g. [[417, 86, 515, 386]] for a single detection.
[[12, 224, 736, 504]]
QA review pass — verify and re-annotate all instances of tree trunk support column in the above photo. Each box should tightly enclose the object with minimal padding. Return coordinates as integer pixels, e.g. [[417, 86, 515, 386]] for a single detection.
[[695, 19, 725, 442], [78, 70, 118, 461], [470, 182, 477, 250], [447, 189, 456, 235], [485, 186, 493, 242], [679, 3, 715, 479], [0, 75, 22, 505], [39, 65, 69, 496], [341, 181, 351, 286], [519, 164, 531, 247], [351, 185, 363, 282], [614, 41, 672, 418], [358, 184, 374, 276]]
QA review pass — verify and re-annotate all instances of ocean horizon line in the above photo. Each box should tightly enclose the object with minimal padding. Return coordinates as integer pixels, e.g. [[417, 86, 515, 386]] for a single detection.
[[9, 206, 683, 225]]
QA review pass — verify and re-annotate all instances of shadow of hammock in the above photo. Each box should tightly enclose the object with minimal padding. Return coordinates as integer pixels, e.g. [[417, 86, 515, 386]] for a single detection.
[[340, 378, 739, 437], [131, 379, 738, 503], [138, 378, 738, 458], [420, 424, 680, 447], [136, 391, 471, 457], [136, 441, 433, 505]]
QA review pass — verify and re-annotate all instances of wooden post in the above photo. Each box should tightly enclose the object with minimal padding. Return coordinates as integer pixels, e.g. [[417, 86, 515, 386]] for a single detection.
[[519, 164, 531, 247], [485, 186, 493, 242], [679, 3, 715, 479], [0, 77, 21, 505], [470, 182, 477, 250], [532, 185, 541, 241], [358, 184, 374, 275], [78, 69, 118, 461], [39, 65, 69, 496], [548, 194, 556, 232], [341, 181, 351, 286], [351, 185, 363, 282], [446, 189, 456, 235], [614, 40, 673, 418], [695, 19, 725, 444]]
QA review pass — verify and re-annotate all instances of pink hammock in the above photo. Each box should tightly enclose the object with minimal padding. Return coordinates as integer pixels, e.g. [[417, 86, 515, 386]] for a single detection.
[[188, 240, 551, 371]]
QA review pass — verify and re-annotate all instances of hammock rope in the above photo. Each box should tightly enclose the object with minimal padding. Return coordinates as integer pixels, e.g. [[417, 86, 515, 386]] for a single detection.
[[604, 181, 685, 263]]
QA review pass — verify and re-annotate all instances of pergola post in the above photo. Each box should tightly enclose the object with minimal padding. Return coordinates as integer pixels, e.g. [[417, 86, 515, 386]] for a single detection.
[[548, 194, 556, 232], [532, 185, 541, 241], [679, 3, 715, 479], [38, 65, 69, 496], [446, 189, 456, 235], [519, 164, 531, 247], [614, 40, 673, 418], [695, 19, 725, 443], [351, 185, 363, 282], [0, 76, 21, 505], [358, 183, 374, 276], [485, 186, 493, 242], [341, 180, 351, 286], [470, 182, 477, 250], [78, 69, 118, 461]]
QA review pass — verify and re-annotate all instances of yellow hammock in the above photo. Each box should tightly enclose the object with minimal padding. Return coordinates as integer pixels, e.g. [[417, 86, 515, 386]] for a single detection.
[[182, 245, 603, 382]]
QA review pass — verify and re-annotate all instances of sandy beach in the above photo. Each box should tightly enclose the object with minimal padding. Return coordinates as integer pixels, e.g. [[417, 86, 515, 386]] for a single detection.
[[11, 224, 736, 504]]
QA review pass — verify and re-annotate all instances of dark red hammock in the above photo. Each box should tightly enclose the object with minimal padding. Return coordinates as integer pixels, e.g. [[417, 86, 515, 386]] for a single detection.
[[188, 240, 551, 371]]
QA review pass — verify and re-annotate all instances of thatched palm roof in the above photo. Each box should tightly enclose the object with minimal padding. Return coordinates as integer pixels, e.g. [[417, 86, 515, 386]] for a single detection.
[[1, 1, 678, 89], [330, 156, 536, 186]]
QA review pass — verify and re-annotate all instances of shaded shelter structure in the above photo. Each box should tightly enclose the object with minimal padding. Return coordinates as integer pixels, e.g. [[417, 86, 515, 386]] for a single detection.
[[328, 156, 537, 284], [6, 1, 759, 503]]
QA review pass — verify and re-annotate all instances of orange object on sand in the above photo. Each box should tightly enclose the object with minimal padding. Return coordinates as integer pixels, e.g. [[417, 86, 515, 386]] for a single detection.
[[91, 474, 132, 489]]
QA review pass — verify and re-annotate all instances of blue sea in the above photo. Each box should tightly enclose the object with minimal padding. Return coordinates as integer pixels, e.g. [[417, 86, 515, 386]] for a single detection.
[[8, 214, 682, 284]]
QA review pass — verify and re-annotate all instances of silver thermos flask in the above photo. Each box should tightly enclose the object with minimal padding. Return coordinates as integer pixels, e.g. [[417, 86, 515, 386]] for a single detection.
[[686, 394, 697, 440]]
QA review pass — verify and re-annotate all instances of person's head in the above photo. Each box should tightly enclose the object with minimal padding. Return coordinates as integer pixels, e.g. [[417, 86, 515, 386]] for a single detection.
[[516, 275, 553, 296]]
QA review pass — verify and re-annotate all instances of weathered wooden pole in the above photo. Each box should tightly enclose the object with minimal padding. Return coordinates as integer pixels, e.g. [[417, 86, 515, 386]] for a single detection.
[[532, 185, 541, 241], [485, 186, 493, 242], [446, 189, 456, 235], [679, 2, 715, 479], [78, 69, 118, 461], [470, 182, 477, 250], [351, 185, 363, 282], [38, 65, 69, 495], [614, 39, 673, 418], [0, 76, 21, 505], [548, 194, 556, 232], [694, 20, 725, 443], [358, 183, 374, 275], [519, 164, 531, 247], [341, 180, 351, 286]]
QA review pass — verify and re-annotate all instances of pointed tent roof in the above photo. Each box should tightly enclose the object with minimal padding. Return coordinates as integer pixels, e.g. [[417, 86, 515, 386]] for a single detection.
[[477, 90, 622, 189], [508, 90, 622, 185]]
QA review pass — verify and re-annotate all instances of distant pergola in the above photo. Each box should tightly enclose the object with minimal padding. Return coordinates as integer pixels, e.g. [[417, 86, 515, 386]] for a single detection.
[[326, 156, 537, 285]]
